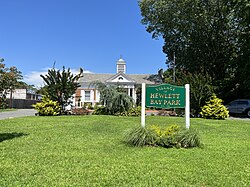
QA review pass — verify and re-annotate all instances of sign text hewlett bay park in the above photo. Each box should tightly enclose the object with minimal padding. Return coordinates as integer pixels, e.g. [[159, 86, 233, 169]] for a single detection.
[[146, 84, 185, 109], [141, 83, 190, 129]]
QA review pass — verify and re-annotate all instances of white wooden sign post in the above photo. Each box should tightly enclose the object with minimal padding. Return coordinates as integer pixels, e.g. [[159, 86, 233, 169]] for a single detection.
[[141, 83, 146, 128], [141, 83, 190, 129], [185, 84, 190, 129]]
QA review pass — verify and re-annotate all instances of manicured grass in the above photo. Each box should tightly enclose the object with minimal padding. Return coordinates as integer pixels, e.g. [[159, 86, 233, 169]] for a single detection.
[[0, 115, 249, 186]]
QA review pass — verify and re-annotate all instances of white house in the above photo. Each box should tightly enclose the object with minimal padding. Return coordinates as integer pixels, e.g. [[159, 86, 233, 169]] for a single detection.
[[6, 89, 41, 100], [73, 57, 160, 108]]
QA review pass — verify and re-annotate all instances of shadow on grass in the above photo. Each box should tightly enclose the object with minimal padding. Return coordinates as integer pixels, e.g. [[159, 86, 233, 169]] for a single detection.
[[0, 132, 28, 142]]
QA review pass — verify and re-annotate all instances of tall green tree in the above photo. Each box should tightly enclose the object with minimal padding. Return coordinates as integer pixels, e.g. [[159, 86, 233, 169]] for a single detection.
[[0, 59, 23, 108], [139, 0, 249, 102], [228, 0, 250, 99], [182, 72, 214, 115], [163, 69, 214, 116], [40, 66, 83, 112]]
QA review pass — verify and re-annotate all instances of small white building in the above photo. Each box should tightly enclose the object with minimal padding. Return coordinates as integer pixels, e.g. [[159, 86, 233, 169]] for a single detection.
[[6, 89, 41, 100], [74, 57, 160, 108]]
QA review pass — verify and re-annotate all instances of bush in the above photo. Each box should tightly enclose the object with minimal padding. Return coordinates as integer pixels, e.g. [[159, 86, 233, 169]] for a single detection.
[[0, 97, 8, 109], [200, 94, 229, 119], [158, 110, 177, 116], [92, 106, 108, 115], [33, 95, 61, 116], [149, 124, 180, 148], [149, 124, 179, 137], [83, 103, 94, 110], [124, 124, 201, 149], [174, 129, 202, 148], [71, 108, 90, 115], [127, 106, 141, 116], [115, 106, 141, 117], [124, 126, 157, 147]]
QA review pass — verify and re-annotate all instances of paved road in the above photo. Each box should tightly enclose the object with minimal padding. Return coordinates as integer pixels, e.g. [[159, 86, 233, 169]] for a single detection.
[[0, 109, 249, 121], [0, 109, 36, 120], [228, 116, 250, 121]]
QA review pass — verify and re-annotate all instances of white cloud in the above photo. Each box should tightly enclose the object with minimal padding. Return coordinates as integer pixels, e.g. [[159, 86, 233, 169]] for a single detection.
[[24, 67, 92, 88]]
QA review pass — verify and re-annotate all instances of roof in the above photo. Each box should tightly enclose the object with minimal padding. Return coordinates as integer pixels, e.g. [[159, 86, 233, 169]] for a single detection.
[[105, 72, 136, 83], [116, 58, 126, 64], [79, 73, 113, 83], [79, 73, 160, 86]]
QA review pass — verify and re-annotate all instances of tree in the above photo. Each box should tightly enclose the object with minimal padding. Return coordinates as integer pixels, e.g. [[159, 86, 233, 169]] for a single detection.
[[40, 66, 83, 112], [163, 69, 214, 116], [182, 72, 214, 116], [139, 0, 249, 102], [112, 92, 134, 114], [92, 81, 134, 115], [0, 59, 23, 108], [228, 0, 250, 100], [15, 81, 37, 91]]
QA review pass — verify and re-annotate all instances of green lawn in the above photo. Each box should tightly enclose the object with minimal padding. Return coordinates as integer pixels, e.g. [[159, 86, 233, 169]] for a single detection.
[[0, 115, 249, 186]]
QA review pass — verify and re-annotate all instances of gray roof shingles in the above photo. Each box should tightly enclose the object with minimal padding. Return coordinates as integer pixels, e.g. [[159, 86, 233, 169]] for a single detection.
[[79, 73, 158, 86]]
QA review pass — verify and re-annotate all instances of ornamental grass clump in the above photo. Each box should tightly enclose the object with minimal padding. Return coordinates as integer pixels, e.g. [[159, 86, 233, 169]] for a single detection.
[[124, 124, 201, 149], [200, 94, 229, 119], [124, 126, 157, 147], [174, 129, 202, 148]]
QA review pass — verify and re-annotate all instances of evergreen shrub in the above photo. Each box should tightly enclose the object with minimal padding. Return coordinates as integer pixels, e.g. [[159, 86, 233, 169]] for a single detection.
[[200, 94, 229, 119], [33, 95, 61, 116]]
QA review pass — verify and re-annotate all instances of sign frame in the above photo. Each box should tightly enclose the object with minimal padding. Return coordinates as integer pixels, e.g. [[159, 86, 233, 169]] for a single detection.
[[141, 83, 190, 129], [146, 84, 185, 109]]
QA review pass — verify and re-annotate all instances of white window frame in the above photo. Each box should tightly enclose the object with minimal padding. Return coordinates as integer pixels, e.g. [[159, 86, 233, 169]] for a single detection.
[[85, 90, 91, 101]]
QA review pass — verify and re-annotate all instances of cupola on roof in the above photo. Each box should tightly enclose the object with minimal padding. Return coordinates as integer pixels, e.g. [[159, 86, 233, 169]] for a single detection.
[[117, 57, 126, 64], [116, 56, 126, 73]]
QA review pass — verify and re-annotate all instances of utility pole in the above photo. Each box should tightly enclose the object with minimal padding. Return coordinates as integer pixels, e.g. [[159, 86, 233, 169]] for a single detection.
[[173, 52, 176, 83], [173, 52, 176, 113]]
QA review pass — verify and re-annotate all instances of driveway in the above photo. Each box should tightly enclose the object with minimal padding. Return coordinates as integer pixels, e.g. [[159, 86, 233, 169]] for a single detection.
[[0, 109, 36, 120]]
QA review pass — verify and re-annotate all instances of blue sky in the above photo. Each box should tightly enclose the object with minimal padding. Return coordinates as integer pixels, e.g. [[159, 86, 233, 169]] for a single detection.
[[0, 0, 165, 87]]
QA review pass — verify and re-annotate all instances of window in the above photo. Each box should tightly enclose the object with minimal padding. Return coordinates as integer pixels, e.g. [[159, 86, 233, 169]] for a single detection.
[[229, 101, 237, 106], [237, 101, 248, 105], [118, 77, 123, 80], [117, 64, 125, 73], [85, 91, 91, 101]]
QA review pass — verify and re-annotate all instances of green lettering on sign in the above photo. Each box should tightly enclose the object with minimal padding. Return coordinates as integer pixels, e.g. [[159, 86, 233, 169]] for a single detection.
[[146, 84, 185, 108]]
